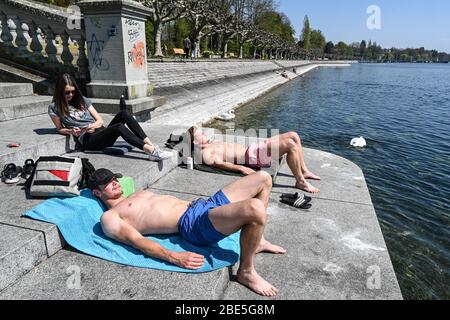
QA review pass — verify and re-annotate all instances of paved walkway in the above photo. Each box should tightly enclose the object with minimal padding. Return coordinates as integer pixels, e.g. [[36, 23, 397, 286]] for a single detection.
[[0, 132, 402, 299]]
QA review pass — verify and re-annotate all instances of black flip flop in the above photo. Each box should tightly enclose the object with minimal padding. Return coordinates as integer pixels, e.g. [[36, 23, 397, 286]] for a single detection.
[[280, 193, 312, 209], [281, 192, 312, 203]]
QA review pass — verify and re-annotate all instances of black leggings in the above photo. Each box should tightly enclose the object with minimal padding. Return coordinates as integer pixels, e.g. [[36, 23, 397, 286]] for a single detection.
[[82, 110, 147, 151]]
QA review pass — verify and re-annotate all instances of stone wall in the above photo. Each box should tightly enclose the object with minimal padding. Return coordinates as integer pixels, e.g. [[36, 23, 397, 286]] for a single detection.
[[148, 61, 323, 126]]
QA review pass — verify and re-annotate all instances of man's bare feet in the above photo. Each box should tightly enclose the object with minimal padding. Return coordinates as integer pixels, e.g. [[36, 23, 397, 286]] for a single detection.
[[256, 239, 287, 255], [296, 180, 320, 193], [303, 170, 321, 181], [237, 269, 279, 297]]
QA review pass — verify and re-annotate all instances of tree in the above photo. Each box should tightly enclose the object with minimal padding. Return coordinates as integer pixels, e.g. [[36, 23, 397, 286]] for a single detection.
[[233, 0, 253, 59], [300, 15, 311, 51], [400, 53, 410, 62], [310, 30, 325, 52], [255, 11, 295, 43], [324, 41, 334, 55], [350, 42, 360, 58], [140, 0, 187, 57], [437, 52, 449, 62], [184, 0, 218, 58], [246, 0, 276, 22], [251, 5, 295, 59], [279, 13, 296, 44], [244, 0, 276, 58], [335, 41, 348, 57], [208, 0, 236, 58], [173, 18, 191, 48], [235, 20, 254, 59], [431, 50, 438, 62], [360, 40, 367, 59]]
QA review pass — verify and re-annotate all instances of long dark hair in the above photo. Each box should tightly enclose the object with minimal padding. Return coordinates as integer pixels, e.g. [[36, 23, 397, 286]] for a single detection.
[[188, 126, 196, 148], [53, 73, 85, 117]]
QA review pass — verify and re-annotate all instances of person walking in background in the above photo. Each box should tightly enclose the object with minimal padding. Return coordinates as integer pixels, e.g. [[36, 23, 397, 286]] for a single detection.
[[192, 41, 199, 59], [183, 36, 191, 59]]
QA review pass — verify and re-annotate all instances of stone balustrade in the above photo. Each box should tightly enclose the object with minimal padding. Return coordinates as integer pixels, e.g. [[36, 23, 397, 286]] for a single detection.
[[0, 0, 88, 82]]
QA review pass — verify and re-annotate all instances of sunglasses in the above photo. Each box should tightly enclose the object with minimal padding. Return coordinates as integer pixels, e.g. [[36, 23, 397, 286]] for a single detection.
[[65, 90, 76, 95]]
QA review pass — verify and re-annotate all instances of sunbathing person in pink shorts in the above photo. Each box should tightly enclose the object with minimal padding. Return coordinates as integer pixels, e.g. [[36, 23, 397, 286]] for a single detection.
[[188, 127, 320, 193]]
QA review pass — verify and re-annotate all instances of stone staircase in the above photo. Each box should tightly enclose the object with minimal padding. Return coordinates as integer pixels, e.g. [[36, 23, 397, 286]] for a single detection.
[[0, 83, 70, 170], [0, 83, 52, 122]]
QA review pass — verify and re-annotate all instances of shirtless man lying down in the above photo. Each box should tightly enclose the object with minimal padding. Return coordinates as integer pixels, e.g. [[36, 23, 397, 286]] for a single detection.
[[188, 126, 321, 193], [89, 168, 286, 297]]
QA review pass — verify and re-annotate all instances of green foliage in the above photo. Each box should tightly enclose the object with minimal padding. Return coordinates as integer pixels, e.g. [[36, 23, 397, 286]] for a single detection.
[[300, 15, 311, 50], [202, 50, 214, 58], [174, 18, 192, 48], [255, 11, 295, 43], [310, 30, 325, 51], [145, 18, 155, 55], [400, 54, 410, 62], [335, 39, 450, 62], [227, 39, 239, 56], [360, 40, 367, 57], [324, 41, 334, 54], [335, 41, 347, 55]]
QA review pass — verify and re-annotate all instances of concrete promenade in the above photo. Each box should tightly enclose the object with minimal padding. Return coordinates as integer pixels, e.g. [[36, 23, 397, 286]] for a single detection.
[[0, 60, 402, 300]]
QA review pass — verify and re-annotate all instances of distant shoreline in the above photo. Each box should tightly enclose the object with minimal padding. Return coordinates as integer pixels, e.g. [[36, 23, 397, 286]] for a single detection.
[[359, 61, 449, 64]]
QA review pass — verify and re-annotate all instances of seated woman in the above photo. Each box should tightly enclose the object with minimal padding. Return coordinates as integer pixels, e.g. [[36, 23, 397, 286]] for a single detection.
[[188, 126, 321, 193], [48, 74, 172, 161]]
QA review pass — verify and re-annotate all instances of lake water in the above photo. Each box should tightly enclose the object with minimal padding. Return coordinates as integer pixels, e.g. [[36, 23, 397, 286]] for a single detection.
[[209, 63, 450, 300]]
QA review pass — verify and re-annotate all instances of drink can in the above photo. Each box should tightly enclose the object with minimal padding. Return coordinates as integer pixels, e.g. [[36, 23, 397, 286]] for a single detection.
[[187, 157, 194, 170]]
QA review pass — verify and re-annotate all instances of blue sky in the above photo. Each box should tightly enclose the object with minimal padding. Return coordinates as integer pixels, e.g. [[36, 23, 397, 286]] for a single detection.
[[279, 0, 450, 52]]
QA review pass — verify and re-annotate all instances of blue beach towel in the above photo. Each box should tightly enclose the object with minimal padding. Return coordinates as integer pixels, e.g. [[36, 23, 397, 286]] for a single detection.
[[23, 190, 240, 273]]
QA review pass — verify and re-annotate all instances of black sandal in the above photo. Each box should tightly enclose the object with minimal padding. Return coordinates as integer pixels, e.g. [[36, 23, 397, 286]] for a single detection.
[[21, 159, 35, 179], [281, 192, 312, 203], [1, 163, 22, 184]]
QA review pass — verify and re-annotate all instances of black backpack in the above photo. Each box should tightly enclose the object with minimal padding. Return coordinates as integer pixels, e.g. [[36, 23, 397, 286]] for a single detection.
[[78, 158, 96, 190]]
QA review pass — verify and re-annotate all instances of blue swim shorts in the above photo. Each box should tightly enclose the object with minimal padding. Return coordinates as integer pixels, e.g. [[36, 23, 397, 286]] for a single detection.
[[178, 190, 231, 246]]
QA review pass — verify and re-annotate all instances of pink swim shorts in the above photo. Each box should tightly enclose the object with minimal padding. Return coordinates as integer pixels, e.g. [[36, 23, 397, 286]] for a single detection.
[[245, 139, 272, 169]]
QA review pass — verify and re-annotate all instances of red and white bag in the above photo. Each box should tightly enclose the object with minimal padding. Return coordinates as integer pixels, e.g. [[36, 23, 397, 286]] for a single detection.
[[29, 156, 83, 198]]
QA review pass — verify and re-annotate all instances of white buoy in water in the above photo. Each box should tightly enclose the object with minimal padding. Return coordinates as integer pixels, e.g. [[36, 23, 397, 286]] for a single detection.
[[215, 110, 235, 121], [350, 136, 367, 148]]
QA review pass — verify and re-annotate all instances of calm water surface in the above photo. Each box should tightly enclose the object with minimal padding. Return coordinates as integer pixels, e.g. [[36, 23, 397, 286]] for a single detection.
[[209, 63, 450, 299]]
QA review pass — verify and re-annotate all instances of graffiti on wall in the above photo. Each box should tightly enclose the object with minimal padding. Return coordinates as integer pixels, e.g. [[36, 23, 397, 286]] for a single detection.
[[125, 18, 142, 42], [87, 33, 110, 71], [127, 41, 146, 69]]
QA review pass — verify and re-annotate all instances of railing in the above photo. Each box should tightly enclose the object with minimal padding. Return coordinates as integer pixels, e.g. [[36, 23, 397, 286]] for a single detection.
[[0, 0, 89, 84]]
